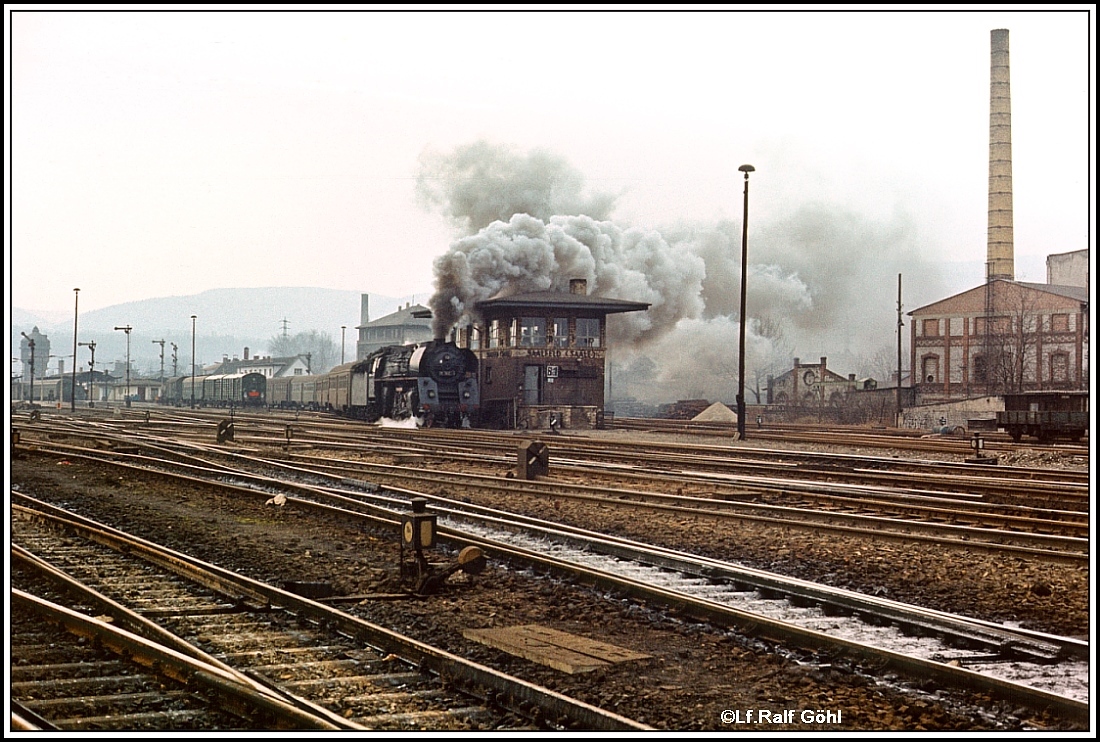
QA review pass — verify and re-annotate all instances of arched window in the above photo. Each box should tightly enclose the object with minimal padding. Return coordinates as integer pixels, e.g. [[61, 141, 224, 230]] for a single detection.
[[922, 356, 940, 384]]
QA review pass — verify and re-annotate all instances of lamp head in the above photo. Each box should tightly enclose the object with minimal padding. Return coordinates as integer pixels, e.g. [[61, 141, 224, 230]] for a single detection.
[[738, 164, 755, 173]]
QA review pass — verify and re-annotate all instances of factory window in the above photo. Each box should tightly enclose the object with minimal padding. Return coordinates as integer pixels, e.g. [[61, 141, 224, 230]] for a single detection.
[[922, 356, 939, 384], [922, 319, 939, 336], [1052, 314, 1070, 332], [519, 317, 547, 347], [552, 318, 569, 348], [576, 318, 600, 347], [972, 355, 988, 383], [1050, 353, 1069, 383]]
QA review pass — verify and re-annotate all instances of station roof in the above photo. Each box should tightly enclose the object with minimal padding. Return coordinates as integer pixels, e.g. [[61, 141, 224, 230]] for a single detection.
[[365, 303, 432, 327]]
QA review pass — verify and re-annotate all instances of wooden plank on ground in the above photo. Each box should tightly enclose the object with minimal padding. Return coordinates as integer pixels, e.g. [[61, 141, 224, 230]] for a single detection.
[[462, 624, 650, 674]]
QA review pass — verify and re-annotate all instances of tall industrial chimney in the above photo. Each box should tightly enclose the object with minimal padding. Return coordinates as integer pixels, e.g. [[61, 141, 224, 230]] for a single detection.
[[987, 28, 1014, 281]]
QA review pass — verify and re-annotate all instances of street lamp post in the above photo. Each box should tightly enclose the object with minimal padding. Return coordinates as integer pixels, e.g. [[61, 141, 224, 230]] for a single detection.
[[190, 315, 197, 408], [736, 164, 755, 441], [20, 332, 36, 404], [71, 288, 80, 411], [79, 340, 97, 407], [114, 326, 133, 407], [341, 326, 347, 365]]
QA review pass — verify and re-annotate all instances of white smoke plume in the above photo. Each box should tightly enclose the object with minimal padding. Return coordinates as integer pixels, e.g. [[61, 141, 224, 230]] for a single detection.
[[428, 214, 706, 343], [417, 142, 950, 405], [416, 140, 618, 235]]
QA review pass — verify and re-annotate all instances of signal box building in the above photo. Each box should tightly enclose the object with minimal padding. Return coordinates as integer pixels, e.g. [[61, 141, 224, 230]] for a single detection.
[[461, 279, 649, 429]]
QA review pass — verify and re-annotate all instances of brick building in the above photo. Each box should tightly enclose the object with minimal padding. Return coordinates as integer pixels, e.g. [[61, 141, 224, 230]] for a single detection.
[[908, 279, 1088, 402]]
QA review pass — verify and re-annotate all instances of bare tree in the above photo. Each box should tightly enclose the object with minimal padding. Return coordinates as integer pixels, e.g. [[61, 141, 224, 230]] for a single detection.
[[854, 344, 897, 387], [976, 284, 1041, 395], [267, 330, 338, 373], [749, 314, 793, 404]]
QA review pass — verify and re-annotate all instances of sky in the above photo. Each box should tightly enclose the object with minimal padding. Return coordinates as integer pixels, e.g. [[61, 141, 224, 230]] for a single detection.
[[6, 6, 1095, 397]]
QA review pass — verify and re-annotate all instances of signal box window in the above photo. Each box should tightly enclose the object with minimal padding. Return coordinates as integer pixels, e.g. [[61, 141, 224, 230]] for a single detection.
[[553, 318, 569, 347], [576, 318, 600, 348], [490, 319, 511, 348], [520, 317, 547, 347]]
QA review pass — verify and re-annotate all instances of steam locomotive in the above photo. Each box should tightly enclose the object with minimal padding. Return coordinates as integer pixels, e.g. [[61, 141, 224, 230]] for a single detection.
[[268, 339, 480, 427]]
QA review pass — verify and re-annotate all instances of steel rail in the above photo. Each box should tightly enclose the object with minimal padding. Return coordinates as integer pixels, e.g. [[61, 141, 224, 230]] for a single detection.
[[11, 588, 347, 730], [19, 439, 1089, 565], [11, 495, 652, 732]]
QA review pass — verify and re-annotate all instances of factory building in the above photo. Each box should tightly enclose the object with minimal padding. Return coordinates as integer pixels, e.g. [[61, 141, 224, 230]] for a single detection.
[[767, 357, 876, 407], [908, 30, 1089, 405]]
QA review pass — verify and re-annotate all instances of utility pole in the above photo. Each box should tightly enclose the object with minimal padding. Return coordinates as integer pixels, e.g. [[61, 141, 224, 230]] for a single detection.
[[190, 316, 197, 408], [896, 274, 903, 426], [171, 343, 179, 376], [71, 288, 80, 412]]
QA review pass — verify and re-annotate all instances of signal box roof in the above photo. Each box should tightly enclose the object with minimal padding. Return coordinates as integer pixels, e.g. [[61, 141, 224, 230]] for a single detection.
[[475, 290, 650, 315]]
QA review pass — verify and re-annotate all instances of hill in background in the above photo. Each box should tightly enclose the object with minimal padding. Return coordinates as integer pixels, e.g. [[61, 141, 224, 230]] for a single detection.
[[12, 287, 422, 377]]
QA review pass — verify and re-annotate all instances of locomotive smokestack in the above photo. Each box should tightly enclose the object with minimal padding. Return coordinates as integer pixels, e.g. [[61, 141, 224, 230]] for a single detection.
[[987, 28, 1014, 281], [570, 278, 588, 295]]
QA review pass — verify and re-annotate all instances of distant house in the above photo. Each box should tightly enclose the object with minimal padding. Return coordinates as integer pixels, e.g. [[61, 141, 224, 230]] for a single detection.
[[767, 357, 875, 406], [206, 347, 312, 377], [355, 296, 434, 357]]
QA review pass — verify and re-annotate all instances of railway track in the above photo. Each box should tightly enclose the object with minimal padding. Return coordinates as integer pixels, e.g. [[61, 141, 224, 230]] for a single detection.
[[10, 497, 649, 732], [20, 434, 1088, 564], [10, 440, 1089, 726], [11, 592, 294, 732], [11, 409, 1090, 728], [17, 408, 1091, 518], [606, 416, 1090, 458]]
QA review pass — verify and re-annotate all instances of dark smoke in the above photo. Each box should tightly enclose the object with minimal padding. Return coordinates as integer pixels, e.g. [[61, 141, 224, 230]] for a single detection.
[[426, 214, 707, 343], [416, 140, 618, 235], [418, 142, 950, 404]]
